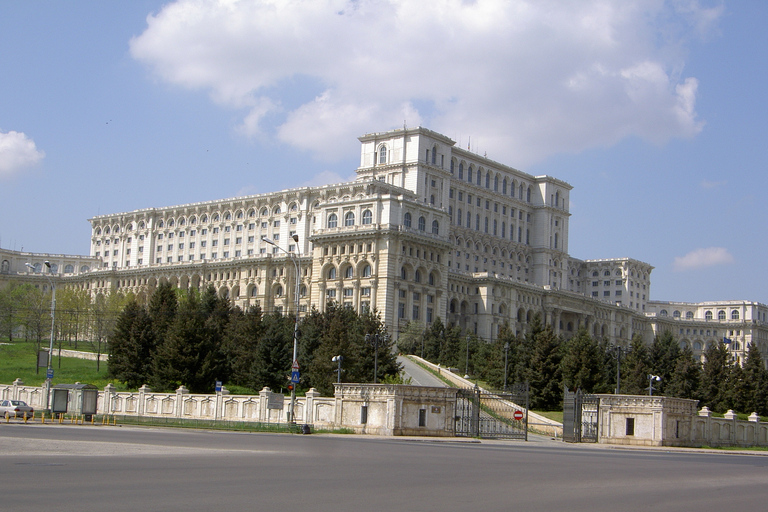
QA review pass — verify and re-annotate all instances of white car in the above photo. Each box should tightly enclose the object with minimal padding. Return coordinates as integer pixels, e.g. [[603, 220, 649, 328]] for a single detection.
[[0, 400, 34, 420]]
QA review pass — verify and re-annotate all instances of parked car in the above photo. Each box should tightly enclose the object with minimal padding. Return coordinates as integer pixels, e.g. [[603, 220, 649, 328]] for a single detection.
[[0, 400, 34, 419]]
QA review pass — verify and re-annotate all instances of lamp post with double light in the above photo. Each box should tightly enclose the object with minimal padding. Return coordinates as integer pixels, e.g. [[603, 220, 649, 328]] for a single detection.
[[26, 261, 56, 411], [263, 235, 301, 423]]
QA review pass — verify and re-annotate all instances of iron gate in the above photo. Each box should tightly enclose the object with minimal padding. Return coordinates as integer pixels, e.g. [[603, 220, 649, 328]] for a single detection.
[[455, 383, 529, 440], [563, 388, 599, 443]]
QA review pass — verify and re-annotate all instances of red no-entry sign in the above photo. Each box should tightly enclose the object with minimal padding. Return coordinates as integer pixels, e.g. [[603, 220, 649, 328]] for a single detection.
[[513, 410, 524, 421]]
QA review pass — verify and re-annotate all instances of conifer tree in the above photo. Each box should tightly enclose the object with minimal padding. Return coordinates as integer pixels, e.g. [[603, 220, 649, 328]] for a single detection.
[[699, 342, 732, 412], [665, 345, 701, 400], [528, 324, 562, 410], [621, 334, 651, 395], [560, 328, 600, 393]]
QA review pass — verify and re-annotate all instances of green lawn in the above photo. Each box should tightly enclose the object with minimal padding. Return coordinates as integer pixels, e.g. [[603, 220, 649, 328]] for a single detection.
[[0, 340, 120, 389]]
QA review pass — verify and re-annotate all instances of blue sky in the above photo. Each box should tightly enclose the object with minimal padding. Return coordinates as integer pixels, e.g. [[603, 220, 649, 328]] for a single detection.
[[1, 0, 766, 304]]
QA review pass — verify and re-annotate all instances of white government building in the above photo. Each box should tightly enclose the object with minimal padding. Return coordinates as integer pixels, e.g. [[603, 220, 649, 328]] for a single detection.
[[2, 127, 765, 365]]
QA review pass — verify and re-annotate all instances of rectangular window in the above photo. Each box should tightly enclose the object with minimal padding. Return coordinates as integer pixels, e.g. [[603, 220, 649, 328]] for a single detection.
[[236, 225, 242, 231], [418, 409, 426, 427], [274, 220, 280, 227], [626, 418, 635, 436], [213, 227, 219, 234], [361, 287, 371, 297], [225, 226, 231, 232], [202, 229, 207, 235], [361, 406, 368, 424]]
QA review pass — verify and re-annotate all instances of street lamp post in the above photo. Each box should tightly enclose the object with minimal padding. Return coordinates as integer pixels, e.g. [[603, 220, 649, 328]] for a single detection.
[[465, 334, 470, 376], [263, 235, 301, 423], [332, 355, 343, 384], [26, 261, 56, 412], [612, 345, 631, 394], [365, 333, 388, 384], [647, 374, 661, 396], [503, 342, 510, 392]]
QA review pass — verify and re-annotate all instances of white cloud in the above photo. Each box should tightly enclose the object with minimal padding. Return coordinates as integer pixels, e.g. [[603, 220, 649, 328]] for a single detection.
[[673, 247, 734, 271], [700, 179, 726, 189], [130, 0, 719, 165], [0, 130, 45, 179]]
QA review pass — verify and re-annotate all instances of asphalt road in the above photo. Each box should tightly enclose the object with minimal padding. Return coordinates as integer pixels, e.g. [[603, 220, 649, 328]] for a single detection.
[[2, 423, 767, 512], [398, 355, 450, 387]]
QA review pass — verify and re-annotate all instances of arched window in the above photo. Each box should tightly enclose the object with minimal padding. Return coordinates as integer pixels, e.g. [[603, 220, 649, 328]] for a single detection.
[[705, 311, 713, 320], [80, 265, 89, 273], [378, 145, 387, 164], [494, 175, 499, 192], [686, 311, 694, 319], [466, 211, 471, 227], [362, 264, 372, 277], [344, 212, 355, 226], [275, 285, 283, 297], [345, 266, 354, 278], [431, 145, 437, 165], [414, 270, 421, 283], [328, 213, 338, 228], [404, 212, 412, 228], [673, 310, 681, 319], [457, 208, 462, 226], [261, 208, 269, 216], [418, 216, 426, 231], [718, 310, 726, 320], [202, 214, 208, 223], [273, 206, 281, 215], [660, 310, 668, 317], [486, 173, 490, 188], [362, 210, 372, 225], [432, 220, 439, 234], [189, 216, 196, 225], [401, 267, 407, 280], [526, 187, 531, 202], [429, 272, 435, 285], [458, 163, 464, 180], [450, 160, 455, 174], [502, 179, 507, 195], [732, 310, 740, 320], [467, 166, 473, 182], [213, 213, 220, 221], [251, 286, 258, 297], [328, 267, 337, 280], [64, 264, 74, 274]]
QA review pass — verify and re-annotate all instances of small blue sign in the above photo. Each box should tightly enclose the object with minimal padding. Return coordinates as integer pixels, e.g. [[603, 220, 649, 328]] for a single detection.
[[291, 370, 300, 384], [46, 368, 54, 379]]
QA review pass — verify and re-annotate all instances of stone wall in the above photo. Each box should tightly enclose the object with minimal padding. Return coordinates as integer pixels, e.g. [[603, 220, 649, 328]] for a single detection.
[[596, 394, 768, 448]]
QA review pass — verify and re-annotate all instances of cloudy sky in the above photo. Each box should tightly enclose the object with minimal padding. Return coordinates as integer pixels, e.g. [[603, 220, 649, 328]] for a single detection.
[[1, 0, 766, 304]]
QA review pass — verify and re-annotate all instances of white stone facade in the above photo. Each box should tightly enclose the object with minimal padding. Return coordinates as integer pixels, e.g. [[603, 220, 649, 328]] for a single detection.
[[4, 127, 767, 363]]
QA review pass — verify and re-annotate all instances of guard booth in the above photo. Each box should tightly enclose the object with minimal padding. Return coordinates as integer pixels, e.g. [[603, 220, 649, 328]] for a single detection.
[[51, 383, 99, 421]]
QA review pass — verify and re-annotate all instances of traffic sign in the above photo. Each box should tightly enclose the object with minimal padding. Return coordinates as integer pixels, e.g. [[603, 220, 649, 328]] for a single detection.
[[291, 370, 300, 383], [46, 368, 54, 380], [292, 359, 300, 370], [513, 410, 524, 421]]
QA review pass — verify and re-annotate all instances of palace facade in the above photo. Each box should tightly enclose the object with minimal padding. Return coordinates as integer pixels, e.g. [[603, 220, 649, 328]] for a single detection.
[[2, 127, 765, 364]]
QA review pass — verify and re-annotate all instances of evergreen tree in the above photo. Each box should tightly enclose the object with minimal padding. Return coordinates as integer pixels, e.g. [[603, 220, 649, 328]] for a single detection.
[[108, 299, 154, 388], [148, 281, 178, 348], [396, 321, 423, 356], [222, 304, 264, 388], [699, 342, 732, 412], [665, 345, 701, 400], [649, 330, 680, 394], [528, 324, 562, 410], [740, 344, 768, 415], [251, 311, 294, 392], [621, 334, 651, 395], [560, 328, 601, 393]]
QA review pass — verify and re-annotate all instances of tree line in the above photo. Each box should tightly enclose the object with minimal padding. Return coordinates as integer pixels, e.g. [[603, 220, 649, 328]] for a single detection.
[[0, 281, 126, 369], [397, 315, 768, 415], [108, 282, 399, 395]]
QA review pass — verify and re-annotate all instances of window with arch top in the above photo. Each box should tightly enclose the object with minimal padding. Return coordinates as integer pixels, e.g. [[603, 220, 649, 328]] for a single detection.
[[344, 212, 355, 226], [404, 212, 412, 228], [418, 216, 426, 231], [328, 213, 338, 228], [362, 209, 372, 225], [378, 145, 387, 164]]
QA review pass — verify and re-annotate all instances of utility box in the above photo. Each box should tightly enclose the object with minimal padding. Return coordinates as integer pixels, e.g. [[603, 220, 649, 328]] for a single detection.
[[51, 383, 99, 420]]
